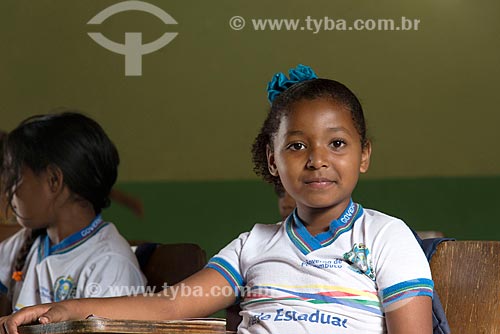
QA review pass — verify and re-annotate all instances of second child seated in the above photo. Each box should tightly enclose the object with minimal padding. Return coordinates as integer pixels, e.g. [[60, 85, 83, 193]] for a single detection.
[[0, 112, 145, 312]]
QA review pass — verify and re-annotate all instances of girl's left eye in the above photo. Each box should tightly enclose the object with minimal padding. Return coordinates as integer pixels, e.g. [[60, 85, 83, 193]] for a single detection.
[[331, 140, 345, 149]]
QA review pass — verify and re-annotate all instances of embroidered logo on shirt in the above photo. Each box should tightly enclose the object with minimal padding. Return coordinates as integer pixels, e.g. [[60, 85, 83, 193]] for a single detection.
[[53, 275, 77, 302], [343, 243, 375, 280]]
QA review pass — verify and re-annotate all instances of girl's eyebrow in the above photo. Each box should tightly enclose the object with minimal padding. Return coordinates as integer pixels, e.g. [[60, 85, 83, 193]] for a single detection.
[[326, 126, 350, 133], [285, 130, 304, 136], [286, 126, 351, 136]]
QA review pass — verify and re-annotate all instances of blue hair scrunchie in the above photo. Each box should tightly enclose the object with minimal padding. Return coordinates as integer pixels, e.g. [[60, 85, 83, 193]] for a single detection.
[[266, 64, 318, 104]]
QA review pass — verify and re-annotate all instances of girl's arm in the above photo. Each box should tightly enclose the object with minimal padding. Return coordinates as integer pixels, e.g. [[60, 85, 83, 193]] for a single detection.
[[0, 268, 235, 334], [385, 296, 432, 334]]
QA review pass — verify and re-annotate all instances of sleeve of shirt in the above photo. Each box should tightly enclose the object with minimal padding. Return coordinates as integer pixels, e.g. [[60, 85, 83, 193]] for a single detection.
[[205, 232, 250, 298], [80, 253, 147, 298], [371, 218, 433, 309], [0, 229, 26, 295]]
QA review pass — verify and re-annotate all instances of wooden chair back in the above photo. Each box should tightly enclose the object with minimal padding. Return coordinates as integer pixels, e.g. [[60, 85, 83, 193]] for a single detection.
[[430, 240, 500, 334], [135, 243, 207, 292]]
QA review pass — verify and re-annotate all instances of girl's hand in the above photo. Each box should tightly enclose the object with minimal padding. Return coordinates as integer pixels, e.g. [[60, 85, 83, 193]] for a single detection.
[[0, 269, 237, 334], [0, 301, 86, 334]]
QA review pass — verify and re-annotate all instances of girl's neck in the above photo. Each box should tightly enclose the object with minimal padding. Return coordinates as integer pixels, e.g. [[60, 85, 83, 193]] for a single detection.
[[46, 204, 96, 245], [296, 200, 351, 236]]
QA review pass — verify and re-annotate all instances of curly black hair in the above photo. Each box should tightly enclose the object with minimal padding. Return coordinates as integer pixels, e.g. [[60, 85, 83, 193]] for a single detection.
[[251, 78, 368, 194]]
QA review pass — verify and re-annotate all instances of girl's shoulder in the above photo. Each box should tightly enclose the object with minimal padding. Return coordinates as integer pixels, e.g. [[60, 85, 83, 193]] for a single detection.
[[358, 207, 413, 236], [0, 228, 38, 269], [0, 227, 31, 250], [84, 222, 134, 255], [224, 221, 285, 249], [248, 221, 285, 236], [360, 207, 406, 225]]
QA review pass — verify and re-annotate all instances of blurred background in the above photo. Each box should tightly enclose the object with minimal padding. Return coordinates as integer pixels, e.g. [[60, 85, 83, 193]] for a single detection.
[[1, 0, 499, 257]]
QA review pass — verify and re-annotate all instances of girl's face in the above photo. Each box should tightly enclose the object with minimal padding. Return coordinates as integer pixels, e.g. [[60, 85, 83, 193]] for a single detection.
[[267, 98, 371, 219], [11, 166, 54, 229]]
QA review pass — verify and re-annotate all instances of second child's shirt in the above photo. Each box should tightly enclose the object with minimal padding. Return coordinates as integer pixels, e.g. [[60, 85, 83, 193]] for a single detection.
[[0, 215, 146, 312]]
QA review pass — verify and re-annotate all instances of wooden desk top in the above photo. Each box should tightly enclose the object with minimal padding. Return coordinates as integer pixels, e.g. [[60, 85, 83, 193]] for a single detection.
[[18, 318, 226, 334]]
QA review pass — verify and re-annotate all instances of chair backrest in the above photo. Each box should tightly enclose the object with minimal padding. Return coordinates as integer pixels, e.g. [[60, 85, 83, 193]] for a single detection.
[[225, 304, 242, 332], [416, 230, 445, 239], [430, 240, 500, 334], [135, 243, 207, 292], [0, 224, 21, 242]]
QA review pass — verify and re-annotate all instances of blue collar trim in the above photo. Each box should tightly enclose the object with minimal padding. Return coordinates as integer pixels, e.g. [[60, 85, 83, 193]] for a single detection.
[[38, 215, 108, 261], [286, 200, 363, 255]]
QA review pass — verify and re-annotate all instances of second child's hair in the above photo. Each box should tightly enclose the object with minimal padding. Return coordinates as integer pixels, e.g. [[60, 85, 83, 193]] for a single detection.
[[252, 77, 368, 194], [1, 111, 119, 282], [2, 111, 119, 215]]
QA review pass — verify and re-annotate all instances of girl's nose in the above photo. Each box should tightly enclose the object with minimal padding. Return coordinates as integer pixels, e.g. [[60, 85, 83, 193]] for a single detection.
[[306, 146, 329, 169]]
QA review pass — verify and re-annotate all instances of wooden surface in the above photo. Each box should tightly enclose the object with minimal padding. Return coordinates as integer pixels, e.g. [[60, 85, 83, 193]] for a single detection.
[[139, 243, 206, 292], [415, 230, 444, 239], [430, 240, 500, 334], [0, 224, 21, 242], [18, 318, 226, 334]]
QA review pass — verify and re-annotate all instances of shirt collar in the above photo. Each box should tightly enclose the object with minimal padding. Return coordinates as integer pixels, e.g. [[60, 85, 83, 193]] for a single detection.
[[38, 215, 108, 261], [286, 199, 363, 255]]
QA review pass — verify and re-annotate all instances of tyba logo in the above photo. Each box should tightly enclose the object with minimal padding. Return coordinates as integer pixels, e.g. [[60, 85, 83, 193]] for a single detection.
[[87, 0, 178, 76]]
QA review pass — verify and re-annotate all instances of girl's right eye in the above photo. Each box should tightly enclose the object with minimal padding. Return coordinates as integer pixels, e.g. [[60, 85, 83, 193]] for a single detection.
[[286, 142, 306, 151]]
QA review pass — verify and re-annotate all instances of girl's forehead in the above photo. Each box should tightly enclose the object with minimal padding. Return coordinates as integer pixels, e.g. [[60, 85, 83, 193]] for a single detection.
[[290, 96, 347, 110], [280, 99, 352, 127]]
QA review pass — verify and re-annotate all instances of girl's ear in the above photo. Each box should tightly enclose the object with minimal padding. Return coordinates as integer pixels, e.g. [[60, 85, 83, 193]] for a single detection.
[[360, 141, 372, 174], [266, 144, 279, 177], [46, 165, 64, 193]]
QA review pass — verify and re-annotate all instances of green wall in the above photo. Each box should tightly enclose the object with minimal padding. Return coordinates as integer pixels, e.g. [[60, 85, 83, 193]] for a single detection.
[[106, 176, 500, 258], [1, 0, 500, 180]]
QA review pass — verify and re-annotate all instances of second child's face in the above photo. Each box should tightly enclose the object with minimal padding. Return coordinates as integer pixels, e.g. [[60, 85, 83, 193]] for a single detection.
[[268, 98, 371, 220], [11, 167, 54, 229]]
